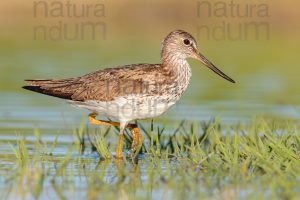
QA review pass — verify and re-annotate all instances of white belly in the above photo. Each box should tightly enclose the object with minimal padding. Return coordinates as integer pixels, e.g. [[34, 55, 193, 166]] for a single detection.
[[68, 95, 177, 123]]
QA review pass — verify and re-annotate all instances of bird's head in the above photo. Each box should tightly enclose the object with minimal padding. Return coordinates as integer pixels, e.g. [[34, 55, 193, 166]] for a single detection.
[[161, 30, 235, 83]]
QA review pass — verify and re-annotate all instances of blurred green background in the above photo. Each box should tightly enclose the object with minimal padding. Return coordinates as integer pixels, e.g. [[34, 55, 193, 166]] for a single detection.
[[0, 0, 299, 129]]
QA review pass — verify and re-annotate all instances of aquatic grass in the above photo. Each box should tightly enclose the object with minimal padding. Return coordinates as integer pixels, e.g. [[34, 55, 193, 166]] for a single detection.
[[7, 134, 51, 200], [90, 130, 112, 160], [9, 135, 29, 167], [1, 119, 300, 199]]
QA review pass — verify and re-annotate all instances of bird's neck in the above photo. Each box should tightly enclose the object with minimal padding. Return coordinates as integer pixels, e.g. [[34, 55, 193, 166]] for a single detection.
[[161, 54, 192, 99], [161, 54, 191, 78]]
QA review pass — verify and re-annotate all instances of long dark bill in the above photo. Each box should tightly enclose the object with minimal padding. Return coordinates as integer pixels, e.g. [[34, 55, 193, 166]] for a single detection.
[[197, 52, 235, 83]]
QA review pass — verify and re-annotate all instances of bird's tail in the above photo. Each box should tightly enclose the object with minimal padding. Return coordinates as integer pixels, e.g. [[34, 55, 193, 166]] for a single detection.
[[22, 79, 80, 100]]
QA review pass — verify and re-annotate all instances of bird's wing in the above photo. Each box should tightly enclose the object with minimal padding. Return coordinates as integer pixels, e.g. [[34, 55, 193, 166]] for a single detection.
[[23, 64, 166, 101], [71, 64, 164, 101]]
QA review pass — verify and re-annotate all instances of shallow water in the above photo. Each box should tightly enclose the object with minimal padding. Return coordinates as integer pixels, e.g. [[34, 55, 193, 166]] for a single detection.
[[1, 66, 300, 199]]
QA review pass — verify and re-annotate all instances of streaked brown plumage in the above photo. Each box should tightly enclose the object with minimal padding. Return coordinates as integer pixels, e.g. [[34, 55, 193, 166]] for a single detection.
[[24, 64, 174, 101], [23, 30, 235, 159]]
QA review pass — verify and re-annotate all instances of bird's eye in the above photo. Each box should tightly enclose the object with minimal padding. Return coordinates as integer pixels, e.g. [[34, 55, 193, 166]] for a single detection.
[[183, 39, 190, 45]]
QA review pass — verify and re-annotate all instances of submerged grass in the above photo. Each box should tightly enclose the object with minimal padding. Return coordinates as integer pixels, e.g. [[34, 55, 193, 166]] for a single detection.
[[0, 119, 300, 200]]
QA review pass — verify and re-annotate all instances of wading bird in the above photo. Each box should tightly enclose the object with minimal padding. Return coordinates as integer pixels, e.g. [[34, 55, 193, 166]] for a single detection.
[[23, 30, 235, 159]]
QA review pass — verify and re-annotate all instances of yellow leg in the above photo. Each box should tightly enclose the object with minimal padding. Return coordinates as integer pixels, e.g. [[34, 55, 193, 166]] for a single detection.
[[88, 113, 142, 158], [116, 131, 124, 159], [88, 113, 119, 126], [128, 124, 142, 150]]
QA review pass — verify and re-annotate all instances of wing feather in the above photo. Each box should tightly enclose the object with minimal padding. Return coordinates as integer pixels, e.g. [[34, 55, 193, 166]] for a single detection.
[[23, 64, 167, 101]]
